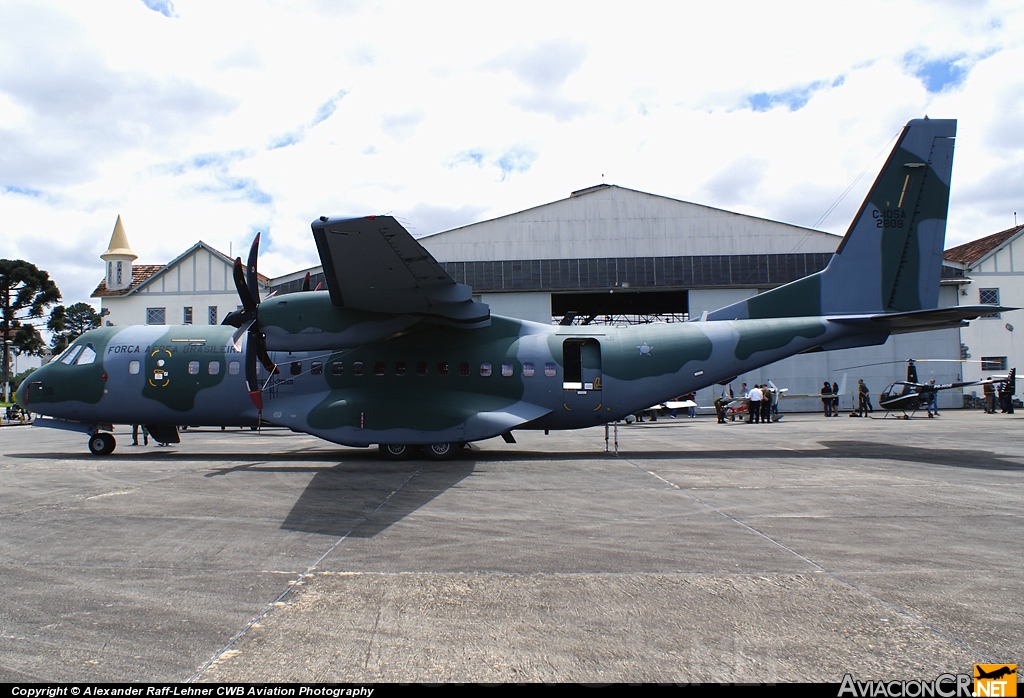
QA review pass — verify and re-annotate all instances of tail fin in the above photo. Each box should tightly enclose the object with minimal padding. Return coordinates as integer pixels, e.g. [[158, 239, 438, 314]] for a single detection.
[[706, 118, 956, 320]]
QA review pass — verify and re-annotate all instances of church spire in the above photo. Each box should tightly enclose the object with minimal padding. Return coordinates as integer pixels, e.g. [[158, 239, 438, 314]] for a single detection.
[[100, 215, 137, 292]]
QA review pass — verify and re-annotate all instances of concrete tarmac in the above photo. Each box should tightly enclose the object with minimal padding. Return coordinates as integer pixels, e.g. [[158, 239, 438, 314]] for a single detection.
[[0, 411, 1021, 683]]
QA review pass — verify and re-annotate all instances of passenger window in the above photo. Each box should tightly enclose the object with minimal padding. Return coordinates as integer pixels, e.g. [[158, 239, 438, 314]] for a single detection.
[[75, 344, 97, 365], [501, 362, 513, 377], [311, 361, 323, 376], [437, 362, 449, 376], [208, 361, 220, 375], [290, 361, 301, 375], [128, 360, 140, 375], [353, 362, 364, 376], [416, 362, 427, 376], [479, 362, 492, 377], [396, 362, 407, 376], [523, 362, 535, 377], [544, 362, 557, 377], [374, 361, 385, 376], [331, 362, 344, 376], [188, 361, 200, 375], [458, 362, 470, 377], [228, 361, 240, 375]]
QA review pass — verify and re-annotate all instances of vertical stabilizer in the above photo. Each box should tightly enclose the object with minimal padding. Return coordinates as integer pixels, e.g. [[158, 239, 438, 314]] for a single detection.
[[706, 118, 956, 320]]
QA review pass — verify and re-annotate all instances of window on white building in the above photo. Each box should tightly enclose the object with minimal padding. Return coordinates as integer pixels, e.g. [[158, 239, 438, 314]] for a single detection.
[[183, 306, 193, 325], [979, 288, 1000, 318], [208, 306, 218, 325], [981, 356, 1008, 372], [146, 308, 166, 325]]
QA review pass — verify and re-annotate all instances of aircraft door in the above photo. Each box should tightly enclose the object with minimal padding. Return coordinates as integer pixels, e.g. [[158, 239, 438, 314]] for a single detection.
[[562, 338, 603, 414]]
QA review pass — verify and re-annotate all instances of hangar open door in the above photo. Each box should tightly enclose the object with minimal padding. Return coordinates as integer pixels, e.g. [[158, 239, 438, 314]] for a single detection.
[[562, 338, 602, 412]]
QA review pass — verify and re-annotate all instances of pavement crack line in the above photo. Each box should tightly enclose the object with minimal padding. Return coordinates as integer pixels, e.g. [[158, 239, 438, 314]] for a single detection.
[[186, 465, 424, 682], [622, 456, 997, 663]]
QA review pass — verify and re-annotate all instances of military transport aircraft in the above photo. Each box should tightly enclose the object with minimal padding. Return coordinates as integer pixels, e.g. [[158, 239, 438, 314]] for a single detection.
[[16, 118, 1014, 458]]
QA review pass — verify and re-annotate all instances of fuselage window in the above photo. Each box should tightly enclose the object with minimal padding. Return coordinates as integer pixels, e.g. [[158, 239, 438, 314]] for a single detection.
[[416, 361, 427, 376], [523, 362, 535, 377], [61, 345, 84, 365], [311, 361, 323, 376], [228, 361, 240, 375], [208, 361, 220, 375], [437, 362, 449, 376], [458, 361, 470, 377], [128, 360, 140, 375], [501, 362, 513, 377], [479, 362, 492, 377], [353, 362, 364, 376], [331, 362, 344, 376], [544, 362, 557, 377], [75, 344, 97, 365], [188, 361, 200, 375], [374, 361, 385, 376], [290, 361, 302, 376], [396, 361, 407, 376]]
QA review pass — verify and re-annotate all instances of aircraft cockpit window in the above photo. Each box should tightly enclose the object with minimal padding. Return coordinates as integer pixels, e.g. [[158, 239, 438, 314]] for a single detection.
[[501, 362, 513, 377], [208, 361, 220, 375], [75, 344, 97, 365], [523, 362, 535, 377], [128, 360, 140, 375], [479, 362, 492, 377], [544, 362, 557, 377], [61, 345, 84, 365], [188, 361, 200, 375], [228, 361, 240, 375]]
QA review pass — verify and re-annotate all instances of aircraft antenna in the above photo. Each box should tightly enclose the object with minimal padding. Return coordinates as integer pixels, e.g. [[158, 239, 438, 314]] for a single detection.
[[810, 129, 900, 231]]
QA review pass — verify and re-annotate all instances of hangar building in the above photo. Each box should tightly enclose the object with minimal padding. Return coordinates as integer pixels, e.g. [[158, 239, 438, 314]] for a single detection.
[[272, 184, 966, 413]]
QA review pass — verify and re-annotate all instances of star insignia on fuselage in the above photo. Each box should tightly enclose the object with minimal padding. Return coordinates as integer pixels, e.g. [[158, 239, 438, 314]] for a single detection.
[[637, 342, 653, 357]]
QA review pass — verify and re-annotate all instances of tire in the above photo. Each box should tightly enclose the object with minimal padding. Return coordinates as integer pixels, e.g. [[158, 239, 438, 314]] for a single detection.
[[88, 433, 115, 456], [423, 442, 458, 460], [379, 443, 414, 460]]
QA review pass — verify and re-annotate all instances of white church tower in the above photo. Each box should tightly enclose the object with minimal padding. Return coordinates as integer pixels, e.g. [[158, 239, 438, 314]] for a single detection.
[[100, 215, 137, 293]]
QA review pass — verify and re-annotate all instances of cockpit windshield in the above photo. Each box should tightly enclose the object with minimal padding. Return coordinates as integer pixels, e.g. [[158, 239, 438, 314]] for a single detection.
[[58, 343, 97, 366]]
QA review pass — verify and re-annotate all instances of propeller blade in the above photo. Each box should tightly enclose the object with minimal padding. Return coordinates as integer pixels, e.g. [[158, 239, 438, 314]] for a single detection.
[[233, 258, 257, 314], [231, 318, 255, 350], [246, 232, 261, 304]]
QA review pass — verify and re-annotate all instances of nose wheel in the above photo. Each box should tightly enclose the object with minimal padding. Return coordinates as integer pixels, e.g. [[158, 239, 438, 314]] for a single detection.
[[88, 432, 116, 456]]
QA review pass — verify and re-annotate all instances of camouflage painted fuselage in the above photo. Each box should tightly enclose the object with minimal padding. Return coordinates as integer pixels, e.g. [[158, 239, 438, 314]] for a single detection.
[[19, 310, 877, 448]]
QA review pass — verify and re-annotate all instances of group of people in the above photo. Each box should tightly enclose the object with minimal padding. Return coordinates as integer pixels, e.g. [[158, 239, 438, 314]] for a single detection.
[[982, 379, 1016, 414], [712, 382, 777, 424], [820, 381, 842, 417], [3, 404, 30, 424]]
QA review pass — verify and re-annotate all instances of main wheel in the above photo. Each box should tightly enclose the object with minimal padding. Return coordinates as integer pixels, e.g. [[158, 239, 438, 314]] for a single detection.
[[423, 442, 458, 460], [379, 443, 414, 460], [88, 432, 116, 456]]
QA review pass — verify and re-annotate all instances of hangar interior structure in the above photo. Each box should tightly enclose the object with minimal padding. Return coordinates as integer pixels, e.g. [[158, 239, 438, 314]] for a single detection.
[[271, 184, 968, 413]]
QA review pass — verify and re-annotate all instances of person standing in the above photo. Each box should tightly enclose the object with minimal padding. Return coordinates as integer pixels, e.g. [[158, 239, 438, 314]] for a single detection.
[[856, 379, 869, 417], [821, 381, 833, 417], [984, 379, 996, 414], [832, 381, 840, 416], [747, 384, 763, 423]]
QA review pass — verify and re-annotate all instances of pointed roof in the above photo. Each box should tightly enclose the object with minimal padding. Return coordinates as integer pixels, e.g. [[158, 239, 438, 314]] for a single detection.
[[945, 224, 1024, 266], [101, 215, 138, 260]]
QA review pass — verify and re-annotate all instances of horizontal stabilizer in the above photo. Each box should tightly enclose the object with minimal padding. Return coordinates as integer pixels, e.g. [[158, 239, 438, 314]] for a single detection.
[[830, 305, 1017, 333]]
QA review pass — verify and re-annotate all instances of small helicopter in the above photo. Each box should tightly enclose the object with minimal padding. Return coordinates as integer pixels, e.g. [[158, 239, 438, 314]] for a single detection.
[[876, 359, 1010, 419]]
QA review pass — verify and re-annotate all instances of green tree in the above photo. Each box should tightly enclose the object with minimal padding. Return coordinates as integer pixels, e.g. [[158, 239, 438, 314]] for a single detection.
[[1, 259, 61, 402], [48, 302, 102, 353]]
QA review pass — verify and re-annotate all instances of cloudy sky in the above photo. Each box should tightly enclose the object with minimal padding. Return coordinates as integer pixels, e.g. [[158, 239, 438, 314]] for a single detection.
[[2, 0, 1023, 306]]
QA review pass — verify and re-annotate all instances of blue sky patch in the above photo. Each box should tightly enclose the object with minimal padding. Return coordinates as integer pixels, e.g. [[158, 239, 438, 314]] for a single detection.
[[140, 0, 177, 18], [907, 54, 968, 93]]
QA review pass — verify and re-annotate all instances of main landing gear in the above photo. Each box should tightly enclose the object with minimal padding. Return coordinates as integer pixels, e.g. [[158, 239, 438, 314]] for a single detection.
[[378, 442, 461, 461], [88, 432, 116, 456]]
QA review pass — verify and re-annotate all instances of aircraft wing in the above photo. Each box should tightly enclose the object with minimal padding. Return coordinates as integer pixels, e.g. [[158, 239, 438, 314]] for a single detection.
[[311, 215, 490, 328]]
